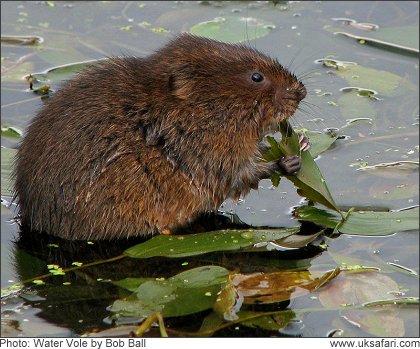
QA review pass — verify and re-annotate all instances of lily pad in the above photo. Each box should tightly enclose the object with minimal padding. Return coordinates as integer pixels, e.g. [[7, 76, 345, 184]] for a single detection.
[[1, 147, 17, 197], [332, 63, 415, 96], [29, 59, 102, 87], [294, 206, 419, 236], [369, 182, 419, 201], [124, 227, 300, 259], [338, 90, 377, 120], [315, 58, 416, 96], [319, 271, 408, 336], [334, 27, 419, 55], [190, 16, 274, 43], [111, 266, 229, 318]]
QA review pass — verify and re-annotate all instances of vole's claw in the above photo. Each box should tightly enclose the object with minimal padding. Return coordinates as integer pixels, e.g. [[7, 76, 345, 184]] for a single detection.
[[278, 155, 301, 176], [298, 132, 310, 152]]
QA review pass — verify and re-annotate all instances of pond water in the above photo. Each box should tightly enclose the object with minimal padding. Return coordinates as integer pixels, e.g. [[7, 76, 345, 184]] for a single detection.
[[1, 1, 418, 337]]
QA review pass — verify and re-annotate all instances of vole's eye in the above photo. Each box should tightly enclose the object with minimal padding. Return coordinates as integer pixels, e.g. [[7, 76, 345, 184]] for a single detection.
[[251, 72, 264, 83]]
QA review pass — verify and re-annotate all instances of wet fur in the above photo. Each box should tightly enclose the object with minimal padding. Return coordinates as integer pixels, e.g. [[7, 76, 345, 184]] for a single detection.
[[14, 34, 306, 240]]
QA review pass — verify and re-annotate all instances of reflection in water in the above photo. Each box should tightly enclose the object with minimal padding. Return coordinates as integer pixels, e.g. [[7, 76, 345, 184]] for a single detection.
[[6, 212, 323, 336]]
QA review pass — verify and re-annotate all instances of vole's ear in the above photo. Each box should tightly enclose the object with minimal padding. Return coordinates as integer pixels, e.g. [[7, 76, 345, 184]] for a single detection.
[[168, 64, 195, 100]]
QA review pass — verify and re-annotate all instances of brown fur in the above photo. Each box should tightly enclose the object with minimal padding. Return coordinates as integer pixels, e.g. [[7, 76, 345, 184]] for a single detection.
[[14, 34, 306, 240]]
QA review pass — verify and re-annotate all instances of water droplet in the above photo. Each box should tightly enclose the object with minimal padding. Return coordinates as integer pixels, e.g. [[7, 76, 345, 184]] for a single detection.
[[240, 232, 253, 239]]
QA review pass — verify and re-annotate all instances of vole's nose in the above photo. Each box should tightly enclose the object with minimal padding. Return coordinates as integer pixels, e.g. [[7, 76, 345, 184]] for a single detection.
[[274, 83, 307, 106], [296, 84, 307, 101]]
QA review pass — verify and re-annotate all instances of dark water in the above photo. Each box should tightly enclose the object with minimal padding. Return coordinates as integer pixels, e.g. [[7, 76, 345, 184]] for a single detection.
[[1, 1, 418, 337]]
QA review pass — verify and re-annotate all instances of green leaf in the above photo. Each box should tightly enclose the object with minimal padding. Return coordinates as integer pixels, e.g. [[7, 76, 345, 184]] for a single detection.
[[1, 147, 17, 196], [270, 172, 281, 187], [331, 63, 416, 96], [124, 227, 300, 259], [277, 120, 342, 214], [294, 206, 419, 236], [113, 277, 154, 292], [368, 25, 419, 51], [248, 230, 324, 251], [299, 130, 339, 158], [263, 135, 282, 162], [111, 266, 229, 318], [239, 310, 295, 331], [1, 126, 22, 139], [334, 26, 419, 55], [190, 16, 274, 43], [199, 309, 296, 336], [337, 90, 377, 121], [357, 161, 419, 177], [29, 59, 102, 86]]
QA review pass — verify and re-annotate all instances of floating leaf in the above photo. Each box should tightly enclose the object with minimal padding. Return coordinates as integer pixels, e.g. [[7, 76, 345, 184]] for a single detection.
[[338, 90, 377, 120], [334, 26, 419, 55], [0, 35, 43, 45], [250, 230, 324, 251], [357, 161, 419, 176], [124, 227, 300, 259], [111, 266, 229, 318], [214, 268, 340, 322], [367, 25, 419, 51], [364, 297, 419, 307], [1, 147, 16, 196], [331, 62, 415, 96], [213, 274, 242, 321], [199, 310, 295, 335], [294, 206, 419, 235], [239, 310, 295, 331], [369, 182, 418, 201], [190, 16, 274, 43], [331, 18, 379, 32], [1, 126, 22, 139], [29, 59, 103, 87], [319, 271, 407, 336]]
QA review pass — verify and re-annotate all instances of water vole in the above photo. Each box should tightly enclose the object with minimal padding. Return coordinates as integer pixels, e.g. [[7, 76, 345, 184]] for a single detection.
[[14, 34, 307, 240]]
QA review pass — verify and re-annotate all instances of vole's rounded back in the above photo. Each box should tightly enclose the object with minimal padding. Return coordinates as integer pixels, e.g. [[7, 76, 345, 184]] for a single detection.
[[14, 34, 306, 240]]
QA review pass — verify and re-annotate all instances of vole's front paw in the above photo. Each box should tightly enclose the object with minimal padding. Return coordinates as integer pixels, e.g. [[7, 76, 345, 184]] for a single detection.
[[298, 133, 311, 152], [278, 155, 301, 176]]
